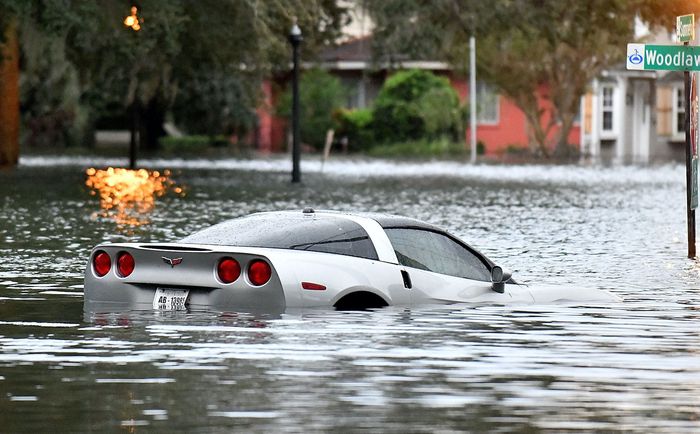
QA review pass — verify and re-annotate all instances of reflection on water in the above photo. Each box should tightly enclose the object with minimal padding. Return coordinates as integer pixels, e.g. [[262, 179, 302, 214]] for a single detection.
[[1, 159, 700, 432], [85, 167, 184, 226]]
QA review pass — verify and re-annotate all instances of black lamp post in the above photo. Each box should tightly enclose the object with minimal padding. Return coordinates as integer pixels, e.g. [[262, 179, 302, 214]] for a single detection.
[[124, 5, 142, 170], [288, 22, 303, 183]]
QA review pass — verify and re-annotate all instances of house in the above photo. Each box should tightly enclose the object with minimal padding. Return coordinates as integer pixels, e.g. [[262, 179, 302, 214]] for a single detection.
[[257, 35, 573, 156], [580, 27, 693, 164]]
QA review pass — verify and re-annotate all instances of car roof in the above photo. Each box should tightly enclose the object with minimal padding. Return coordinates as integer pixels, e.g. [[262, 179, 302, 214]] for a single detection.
[[265, 209, 442, 231], [239, 210, 494, 267]]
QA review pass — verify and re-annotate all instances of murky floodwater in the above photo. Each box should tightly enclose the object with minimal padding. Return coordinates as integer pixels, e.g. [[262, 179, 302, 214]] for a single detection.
[[1, 156, 699, 432]]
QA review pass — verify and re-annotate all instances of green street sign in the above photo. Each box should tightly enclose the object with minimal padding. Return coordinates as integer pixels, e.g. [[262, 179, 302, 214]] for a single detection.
[[626, 44, 700, 71], [677, 14, 695, 43]]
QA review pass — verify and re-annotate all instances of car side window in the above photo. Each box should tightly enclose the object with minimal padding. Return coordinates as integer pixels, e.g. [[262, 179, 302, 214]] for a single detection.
[[385, 228, 491, 282]]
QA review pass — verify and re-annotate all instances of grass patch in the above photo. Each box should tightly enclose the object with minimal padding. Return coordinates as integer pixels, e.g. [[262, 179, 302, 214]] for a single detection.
[[367, 138, 470, 158], [159, 135, 228, 153]]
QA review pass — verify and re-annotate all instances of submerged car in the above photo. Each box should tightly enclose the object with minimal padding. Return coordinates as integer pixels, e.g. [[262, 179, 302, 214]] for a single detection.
[[84, 209, 617, 312]]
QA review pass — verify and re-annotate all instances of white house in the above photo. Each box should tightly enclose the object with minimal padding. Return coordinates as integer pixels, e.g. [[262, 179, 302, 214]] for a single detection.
[[580, 27, 691, 163]]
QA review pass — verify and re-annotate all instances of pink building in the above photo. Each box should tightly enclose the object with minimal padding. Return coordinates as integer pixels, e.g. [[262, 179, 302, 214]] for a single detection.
[[257, 36, 581, 156]]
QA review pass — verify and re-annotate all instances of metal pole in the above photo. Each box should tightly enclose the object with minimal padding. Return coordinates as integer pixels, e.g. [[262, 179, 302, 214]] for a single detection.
[[684, 40, 696, 258], [129, 102, 138, 170], [289, 24, 302, 183], [469, 36, 477, 164]]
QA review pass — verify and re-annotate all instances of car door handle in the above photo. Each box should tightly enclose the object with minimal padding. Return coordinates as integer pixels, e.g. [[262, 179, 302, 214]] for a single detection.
[[401, 270, 412, 289]]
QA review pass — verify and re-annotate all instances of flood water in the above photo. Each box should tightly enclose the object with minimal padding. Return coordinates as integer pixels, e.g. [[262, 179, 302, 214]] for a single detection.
[[1, 156, 699, 432]]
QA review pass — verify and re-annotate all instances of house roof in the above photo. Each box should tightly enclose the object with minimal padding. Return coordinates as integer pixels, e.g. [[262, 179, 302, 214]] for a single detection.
[[315, 35, 450, 71], [320, 35, 373, 63], [657, 71, 683, 83]]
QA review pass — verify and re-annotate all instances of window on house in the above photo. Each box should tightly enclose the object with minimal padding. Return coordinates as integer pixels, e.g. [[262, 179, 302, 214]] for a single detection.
[[602, 86, 614, 131], [674, 86, 685, 136], [477, 82, 499, 124]]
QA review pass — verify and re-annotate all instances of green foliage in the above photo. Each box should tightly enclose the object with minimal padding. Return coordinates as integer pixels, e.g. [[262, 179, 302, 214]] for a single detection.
[[18, 14, 85, 147], [2, 0, 350, 149], [171, 72, 258, 137], [372, 69, 461, 143], [505, 144, 529, 155], [278, 68, 347, 149], [367, 138, 467, 158], [335, 108, 374, 151], [417, 86, 462, 137], [366, 0, 700, 157], [159, 135, 228, 152]]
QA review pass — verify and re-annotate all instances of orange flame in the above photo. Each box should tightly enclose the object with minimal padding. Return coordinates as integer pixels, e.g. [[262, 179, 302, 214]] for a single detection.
[[85, 167, 184, 226]]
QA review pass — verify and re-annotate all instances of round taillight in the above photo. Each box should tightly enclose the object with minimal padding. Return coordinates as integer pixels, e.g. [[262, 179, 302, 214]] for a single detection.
[[117, 252, 135, 277], [93, 251, 111, 277], [217, 257, 241, 284], [248, 260, 272, 286]]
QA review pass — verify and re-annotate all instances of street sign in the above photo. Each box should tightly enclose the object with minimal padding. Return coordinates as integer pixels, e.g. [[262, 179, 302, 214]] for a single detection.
[[627, 44, 700, 71], [677, 14, 695, 43]]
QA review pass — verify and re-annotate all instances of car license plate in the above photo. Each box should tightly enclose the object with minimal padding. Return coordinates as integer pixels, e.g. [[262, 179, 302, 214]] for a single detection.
[[153, 288, 189, 310]]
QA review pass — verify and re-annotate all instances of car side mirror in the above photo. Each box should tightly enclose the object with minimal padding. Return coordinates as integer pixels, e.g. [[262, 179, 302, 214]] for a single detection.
[[491, 266, 505, 293]]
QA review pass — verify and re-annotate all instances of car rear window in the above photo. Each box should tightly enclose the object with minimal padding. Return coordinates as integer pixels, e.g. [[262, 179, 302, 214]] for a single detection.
[[181, 213, 378, 260]]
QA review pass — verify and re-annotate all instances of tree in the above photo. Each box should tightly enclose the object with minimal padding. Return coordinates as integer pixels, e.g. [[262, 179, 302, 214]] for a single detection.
[[278, 68, 347, 149], [366, 0, 700, 157], [372, 69, 461, 143], [0, 0, 350, 165], [0, 10, 19, 167]]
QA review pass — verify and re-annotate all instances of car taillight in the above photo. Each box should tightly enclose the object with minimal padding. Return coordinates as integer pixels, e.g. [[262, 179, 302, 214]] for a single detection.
[[93, 251, 111, 277], [217, 257, 241, 284], [117, 252, 135, 277], [248, 260, 271, 286]]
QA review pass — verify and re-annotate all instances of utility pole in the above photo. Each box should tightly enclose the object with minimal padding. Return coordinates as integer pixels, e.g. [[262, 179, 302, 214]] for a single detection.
[[469, 36, 477, 164]]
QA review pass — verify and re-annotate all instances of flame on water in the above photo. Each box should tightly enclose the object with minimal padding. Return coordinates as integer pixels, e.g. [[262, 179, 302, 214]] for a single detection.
[[85, 167, 184, 226]]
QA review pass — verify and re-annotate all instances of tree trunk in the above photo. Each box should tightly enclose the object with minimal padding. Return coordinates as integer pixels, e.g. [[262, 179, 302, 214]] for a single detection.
[[0, 18, 20, 168], [554, 113, 576, 158], [522, 106, 550, 157], [138, 98, 166, 151]]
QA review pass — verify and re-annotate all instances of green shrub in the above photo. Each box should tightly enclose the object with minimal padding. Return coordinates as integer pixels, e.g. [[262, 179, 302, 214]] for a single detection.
[[335, 108, 374, 151], [372, 70, 461, 143], [505, 144, 529, 155], [159, 135, 227, 152], [278, 69, 348, 150], [367, 138, 467, 158]]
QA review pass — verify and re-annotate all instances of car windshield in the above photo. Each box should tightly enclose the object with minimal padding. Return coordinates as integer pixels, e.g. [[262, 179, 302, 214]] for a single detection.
[[181, 213, 378, 260]]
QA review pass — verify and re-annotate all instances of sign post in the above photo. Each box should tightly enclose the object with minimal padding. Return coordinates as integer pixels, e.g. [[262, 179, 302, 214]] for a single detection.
[[680, 14, 697, 258], [627, 14, 697, 258], [685, 52, 697, 258]]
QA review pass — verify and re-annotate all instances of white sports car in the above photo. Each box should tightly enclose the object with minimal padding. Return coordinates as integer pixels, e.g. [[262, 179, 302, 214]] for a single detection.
[[84, 209, 618, 312]]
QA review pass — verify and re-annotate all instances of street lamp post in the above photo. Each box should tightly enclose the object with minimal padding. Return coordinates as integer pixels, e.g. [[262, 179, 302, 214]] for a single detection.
[[288, 22, 303, 183], [124, 5, 142, 170]]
